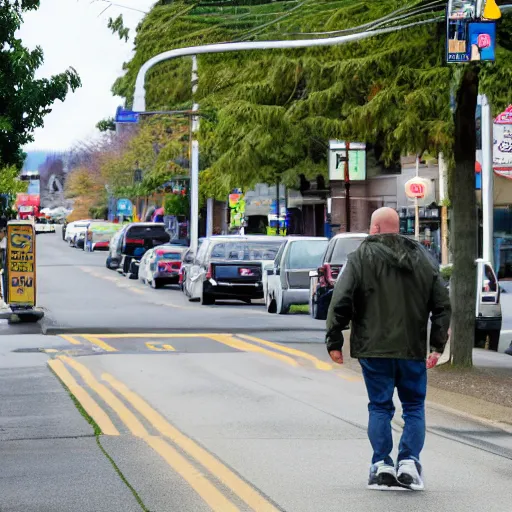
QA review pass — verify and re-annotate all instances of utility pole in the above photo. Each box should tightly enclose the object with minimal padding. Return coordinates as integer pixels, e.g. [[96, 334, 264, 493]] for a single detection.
[[415, 155, 420, 241], [275, 178, 280, 235], [480, 94, 494, 265], [190, 56, 199, 253], [439, 152, 449, 265], [344, 141, 351, 232]]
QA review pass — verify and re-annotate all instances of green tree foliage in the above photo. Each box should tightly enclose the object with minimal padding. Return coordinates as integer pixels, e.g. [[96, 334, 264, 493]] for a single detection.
[[0, 1, 81, 168], [0, 165, 28, 214], [108, 14, 130, 43], [113, 0, 512, 367], [96, 118, 116, 132]]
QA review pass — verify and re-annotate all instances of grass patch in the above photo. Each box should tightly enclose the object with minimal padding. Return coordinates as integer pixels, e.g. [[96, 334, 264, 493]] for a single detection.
[[290, 304, 309, 314], [96, 437, 151, 512]]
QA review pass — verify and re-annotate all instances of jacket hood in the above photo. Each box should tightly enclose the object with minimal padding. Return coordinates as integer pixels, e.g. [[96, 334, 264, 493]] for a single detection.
[[363, 234, 424, 272]]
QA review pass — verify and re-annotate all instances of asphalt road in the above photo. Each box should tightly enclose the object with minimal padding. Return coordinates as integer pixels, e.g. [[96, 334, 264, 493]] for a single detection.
[[0, 231, 511, 511]]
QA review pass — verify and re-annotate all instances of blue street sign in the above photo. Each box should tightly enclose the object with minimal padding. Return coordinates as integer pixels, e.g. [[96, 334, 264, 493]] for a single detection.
[[115, 106, 139, 124], [117, 198, 133, 216]]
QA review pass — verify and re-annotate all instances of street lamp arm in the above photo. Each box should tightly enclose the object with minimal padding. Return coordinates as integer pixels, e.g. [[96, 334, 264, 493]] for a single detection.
[[133, 17, 440, 112]]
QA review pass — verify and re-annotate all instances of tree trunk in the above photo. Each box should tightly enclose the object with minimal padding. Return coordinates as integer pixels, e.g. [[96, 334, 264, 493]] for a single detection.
[[450, 65, 479, 368]]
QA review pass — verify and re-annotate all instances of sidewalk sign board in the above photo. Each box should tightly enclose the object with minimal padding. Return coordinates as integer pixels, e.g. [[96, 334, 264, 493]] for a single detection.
[[6, 221, 36, 308]]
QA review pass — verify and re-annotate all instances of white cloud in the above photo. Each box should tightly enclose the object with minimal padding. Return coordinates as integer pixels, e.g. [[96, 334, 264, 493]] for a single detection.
[[20, 0, 156, 151]]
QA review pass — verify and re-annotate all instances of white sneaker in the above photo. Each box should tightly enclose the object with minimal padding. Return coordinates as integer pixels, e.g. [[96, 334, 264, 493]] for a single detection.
[[397, 459, 424, 491], [367, 461, 399, 490]]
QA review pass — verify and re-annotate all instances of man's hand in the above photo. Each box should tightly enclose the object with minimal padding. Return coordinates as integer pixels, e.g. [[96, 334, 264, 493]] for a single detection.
[[329, 350, 344, 365], [426, 352, 441, 369]]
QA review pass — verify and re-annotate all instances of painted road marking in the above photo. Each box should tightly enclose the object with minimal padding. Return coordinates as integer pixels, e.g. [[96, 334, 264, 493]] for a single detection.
[[96, 333, 210, 339], [60, 356, 147, 437], [238, 334, 332, 370], [209, 334, 299, 367], [103, 373, 280, 512], [60, 334, 82, 346], [57, 357, 241, 511], [48, 359, 119, 436], [236, 334, 362, 382], [145, 342, 176, 352], [82, 335, 117, 352], [144, 436, 239, 512]]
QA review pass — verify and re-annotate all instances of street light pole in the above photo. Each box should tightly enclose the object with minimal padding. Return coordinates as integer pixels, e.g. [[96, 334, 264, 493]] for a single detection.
[[480, 94, 494, 265], [190, 56, 199, 253]]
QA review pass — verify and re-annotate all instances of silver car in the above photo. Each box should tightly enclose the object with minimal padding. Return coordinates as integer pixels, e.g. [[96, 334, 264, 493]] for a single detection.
[[265, 237, 328, 315]]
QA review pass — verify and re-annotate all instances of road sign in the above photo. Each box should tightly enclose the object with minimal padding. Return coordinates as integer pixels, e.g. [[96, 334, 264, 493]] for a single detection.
[[328, 141, 367, 181], [115, 106, 139, 124], [405, 177, 430, 199], [116, 198, 133, 216]]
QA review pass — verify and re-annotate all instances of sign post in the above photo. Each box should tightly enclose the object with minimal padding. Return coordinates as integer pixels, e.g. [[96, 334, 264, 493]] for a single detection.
[[2, 220, 43, 323], [404, 172, 430, 242]]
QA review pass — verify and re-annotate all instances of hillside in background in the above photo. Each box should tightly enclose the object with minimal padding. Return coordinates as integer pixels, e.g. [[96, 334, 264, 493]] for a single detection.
[[23, 151, 52, 172]]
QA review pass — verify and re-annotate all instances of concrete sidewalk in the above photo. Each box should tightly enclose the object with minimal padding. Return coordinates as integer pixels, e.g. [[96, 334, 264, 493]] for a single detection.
[[0, 335, 142, 512]]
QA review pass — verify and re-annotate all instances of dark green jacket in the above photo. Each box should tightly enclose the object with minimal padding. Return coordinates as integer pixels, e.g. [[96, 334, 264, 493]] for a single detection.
[[325, 234, 451, 360]]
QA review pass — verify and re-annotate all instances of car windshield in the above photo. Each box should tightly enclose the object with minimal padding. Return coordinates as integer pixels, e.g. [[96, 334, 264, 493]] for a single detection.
[[210, 241, 283, 261], [329, 237, 366, 264], [127, 225, 167, 238], [287, 240, 328, 269]]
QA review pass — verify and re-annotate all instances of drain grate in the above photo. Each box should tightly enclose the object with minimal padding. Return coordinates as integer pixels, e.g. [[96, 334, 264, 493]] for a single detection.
[[12, 348, 44, 353]]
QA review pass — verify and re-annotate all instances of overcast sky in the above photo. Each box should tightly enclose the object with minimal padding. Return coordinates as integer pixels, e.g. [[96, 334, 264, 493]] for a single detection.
[[20, 0, 156, 151]]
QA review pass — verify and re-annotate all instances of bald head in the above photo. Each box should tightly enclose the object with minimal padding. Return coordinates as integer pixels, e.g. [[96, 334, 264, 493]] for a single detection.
[[370, 207, 400, 235]]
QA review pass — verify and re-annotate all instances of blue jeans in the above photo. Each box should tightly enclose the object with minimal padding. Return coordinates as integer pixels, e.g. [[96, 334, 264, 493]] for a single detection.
[[359, 358, 426, 466]]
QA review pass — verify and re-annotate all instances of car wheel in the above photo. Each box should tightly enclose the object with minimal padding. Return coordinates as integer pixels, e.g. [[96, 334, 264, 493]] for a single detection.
[[310, 290, 327, 320], [266, 293, 277, 314], [488, 330, 500, 352], [122, 257, 132, 275], [106, 256, 119, 270], [475, 328, 487, 349], [276, 291, 290, 315], [151, 279, 163, 290], [201, 286, 215, 306]]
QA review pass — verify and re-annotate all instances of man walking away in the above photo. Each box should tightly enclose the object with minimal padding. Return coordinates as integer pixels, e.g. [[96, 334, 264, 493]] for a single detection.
[[325, 207, 451, 491]]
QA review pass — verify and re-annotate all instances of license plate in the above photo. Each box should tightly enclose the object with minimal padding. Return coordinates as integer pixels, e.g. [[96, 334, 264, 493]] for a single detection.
[[239, 268, 255, 276]]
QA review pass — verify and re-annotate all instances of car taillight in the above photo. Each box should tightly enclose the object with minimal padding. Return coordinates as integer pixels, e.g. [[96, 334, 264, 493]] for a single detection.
[[126, 238, 144, 245], [205, 264, 213, 280], [324, 264, 342, 286]]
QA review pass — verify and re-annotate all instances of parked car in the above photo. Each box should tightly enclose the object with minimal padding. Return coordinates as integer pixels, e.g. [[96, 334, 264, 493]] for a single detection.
[[65, 220, 92, 247], [183, 236, 285, 305], [180, 239, 204, 293], [85, 222, 122, 252], [139, 244, 187, 289], [445, 259, 502, 351], [309, 233, 368, 319], [34, 217, 56, 234], [265, 237, 328, 314], [106, 223, 170, 274]]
